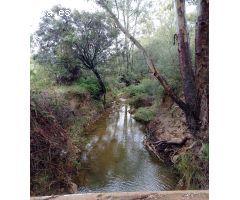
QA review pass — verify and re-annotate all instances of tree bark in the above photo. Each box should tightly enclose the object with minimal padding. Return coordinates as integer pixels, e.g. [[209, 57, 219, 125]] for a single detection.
[[195, 0, 209, 136], [92, 68, 106, 105], [174, 0, 199, 132]]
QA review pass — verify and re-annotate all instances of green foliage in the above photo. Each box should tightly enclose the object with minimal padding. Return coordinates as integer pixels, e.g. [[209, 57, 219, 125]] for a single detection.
[[118, 72, 141, 86], [31, 173, 50, 195], [133, 107, 156, 123], [30, 61, 54, 90], [128, 95, 153, 109], [133, 42, 182, 93], [125, 78, 163, 98], [105, 76, 123, 90], [53, 83, 89, 97], [34, 6, 118, 85], [129, 0, 196, 95], [202, 143, 209, 161], [124, 79, 163, 119], [125, 84, 142, 97], [141, 79, 163, 96], [72, 160, 81, 170], [175, 153, 203, 189], [74, 78, 100, 96]]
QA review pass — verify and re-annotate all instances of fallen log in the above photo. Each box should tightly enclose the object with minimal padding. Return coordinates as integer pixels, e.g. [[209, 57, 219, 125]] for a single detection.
[[153, 136, 188, 147], [144, 136, 190, 163]]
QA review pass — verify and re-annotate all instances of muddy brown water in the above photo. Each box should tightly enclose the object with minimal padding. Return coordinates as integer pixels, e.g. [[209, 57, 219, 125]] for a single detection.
[[74, 102, 178, 193]]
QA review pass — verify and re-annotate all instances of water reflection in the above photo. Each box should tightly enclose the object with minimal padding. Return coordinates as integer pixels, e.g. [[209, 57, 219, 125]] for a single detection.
[[77, 104, 177, 193]]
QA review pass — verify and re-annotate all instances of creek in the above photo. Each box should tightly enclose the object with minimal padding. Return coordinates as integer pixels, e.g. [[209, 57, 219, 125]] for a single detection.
[[74, 101, 178, 193]]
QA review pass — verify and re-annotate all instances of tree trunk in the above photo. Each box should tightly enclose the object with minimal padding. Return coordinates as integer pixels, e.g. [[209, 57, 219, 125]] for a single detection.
[[195, 0, 209, 137], [92, 68, 106, 105], [174, 0, 199, 132], [97, 0, 203, 134], [97, 0, 187, 110], [122, 0, 130, 74]]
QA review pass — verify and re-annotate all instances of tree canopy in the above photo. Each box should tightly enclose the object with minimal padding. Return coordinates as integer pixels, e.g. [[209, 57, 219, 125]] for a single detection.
[[34, 5, 118, 98]]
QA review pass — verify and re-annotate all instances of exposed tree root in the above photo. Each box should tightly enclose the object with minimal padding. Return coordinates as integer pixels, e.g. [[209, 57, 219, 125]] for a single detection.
[[143, 95, 208, 189], [144, 135, 189, 163]]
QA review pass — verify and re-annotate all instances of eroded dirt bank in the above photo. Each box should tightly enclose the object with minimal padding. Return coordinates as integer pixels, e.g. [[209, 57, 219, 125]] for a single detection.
[[30, 90, 115, 195], [142, 95, 209, 189]]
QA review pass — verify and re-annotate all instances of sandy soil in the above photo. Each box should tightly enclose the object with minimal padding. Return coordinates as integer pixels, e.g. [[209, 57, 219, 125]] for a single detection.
[[31, 190, 209, 200]]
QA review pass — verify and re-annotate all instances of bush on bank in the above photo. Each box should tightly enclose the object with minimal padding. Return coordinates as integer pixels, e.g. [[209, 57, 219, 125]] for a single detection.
[[133, 107, 156, 124]]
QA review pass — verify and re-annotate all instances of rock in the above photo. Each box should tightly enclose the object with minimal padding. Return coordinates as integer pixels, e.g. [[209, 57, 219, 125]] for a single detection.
[[172, 155, 179, 163], [68, 182, 78, 194]]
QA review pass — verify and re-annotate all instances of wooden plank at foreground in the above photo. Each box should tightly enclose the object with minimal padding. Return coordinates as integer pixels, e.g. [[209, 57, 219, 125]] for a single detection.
[[31, 190, 209, 200]]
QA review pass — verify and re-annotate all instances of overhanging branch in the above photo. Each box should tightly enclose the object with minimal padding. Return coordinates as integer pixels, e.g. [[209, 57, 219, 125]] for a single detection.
[[96, 0, 187, 111]]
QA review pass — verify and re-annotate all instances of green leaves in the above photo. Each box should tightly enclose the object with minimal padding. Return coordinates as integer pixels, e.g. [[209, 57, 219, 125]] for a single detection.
[[125, 78, 163, 97], [34, 6, 118, 85], [133, 107, 156, 124], [202, 143, 209, 161], [74, 78, 100, 96]]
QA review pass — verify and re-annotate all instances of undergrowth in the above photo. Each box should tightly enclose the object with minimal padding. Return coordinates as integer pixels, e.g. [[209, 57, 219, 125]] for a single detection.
[[175, 148, 209, 189], [202, 143, 209, 161], [124, 78, 163, 98], [30, 94, 77, 195], [133, 107, 156, 124], [74, 78, 100, 97], [30, 88, 105, 195]]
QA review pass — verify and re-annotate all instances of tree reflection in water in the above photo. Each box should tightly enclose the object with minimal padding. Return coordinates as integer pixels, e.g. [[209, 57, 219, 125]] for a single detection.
[[76, 104, 178, 193]]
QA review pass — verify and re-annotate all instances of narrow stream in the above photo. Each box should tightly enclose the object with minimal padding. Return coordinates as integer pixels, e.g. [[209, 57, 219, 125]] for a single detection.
[[75, 102, 178, 193]]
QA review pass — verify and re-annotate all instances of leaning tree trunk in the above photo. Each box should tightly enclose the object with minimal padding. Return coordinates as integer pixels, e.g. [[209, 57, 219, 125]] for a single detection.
[[195, 0, 209, 138], [96, 0, 206, 134], [174, 0, 200, 132], [96, 0, 189, 113], [92, 68, 106, 105]]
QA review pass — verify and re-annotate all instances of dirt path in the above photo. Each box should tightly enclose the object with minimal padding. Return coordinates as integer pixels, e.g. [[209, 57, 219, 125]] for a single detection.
[[31, 190, 208, 200]]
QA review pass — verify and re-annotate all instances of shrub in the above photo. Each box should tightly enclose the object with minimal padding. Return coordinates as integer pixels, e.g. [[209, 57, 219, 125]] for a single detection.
[[124, 78, 163, 98], [140, 79, 162, 96], [105, 76, 124, 90], [175, 153, 204, 189], [133, 107, 156, 123], [74, 78, 100, 97], [30, 61, 54, 90], [118, 72, 141, 86], [129, 95, 154, 109], [31, 91, 72, 126]]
